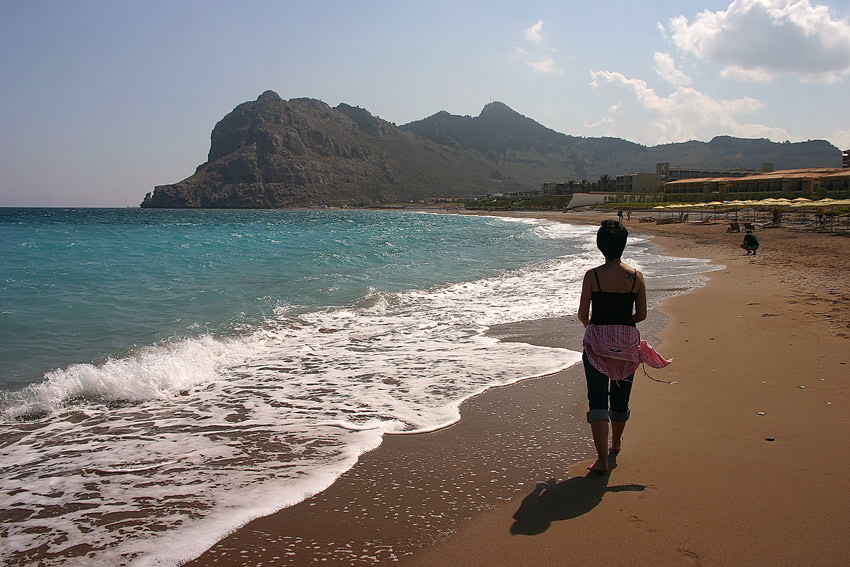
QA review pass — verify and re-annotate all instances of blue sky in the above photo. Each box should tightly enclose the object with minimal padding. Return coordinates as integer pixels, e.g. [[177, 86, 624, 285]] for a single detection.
[[1, 0, 848, 206]]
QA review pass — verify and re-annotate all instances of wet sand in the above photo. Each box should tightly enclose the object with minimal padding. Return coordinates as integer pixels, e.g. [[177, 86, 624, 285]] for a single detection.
[[183, 209, 850, 566]]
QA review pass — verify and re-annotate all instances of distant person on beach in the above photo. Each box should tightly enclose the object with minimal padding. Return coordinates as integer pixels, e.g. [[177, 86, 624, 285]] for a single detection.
[[626, 210, 631, 222], [741, 230, 759, 255], [617, 209, 624, 222], [577, 220, 671, 473]]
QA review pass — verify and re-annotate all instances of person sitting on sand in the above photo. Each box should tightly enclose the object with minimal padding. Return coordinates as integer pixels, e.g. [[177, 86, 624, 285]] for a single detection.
[[577, 220, 672, 473], [741, 230, 759, 255]]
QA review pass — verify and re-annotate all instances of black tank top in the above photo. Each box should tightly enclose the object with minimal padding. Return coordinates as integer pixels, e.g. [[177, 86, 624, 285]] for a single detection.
[[589, 268, 637, 326]]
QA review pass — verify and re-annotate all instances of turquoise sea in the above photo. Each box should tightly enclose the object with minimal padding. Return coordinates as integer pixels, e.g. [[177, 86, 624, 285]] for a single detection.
[[0, 208, 716, 566]]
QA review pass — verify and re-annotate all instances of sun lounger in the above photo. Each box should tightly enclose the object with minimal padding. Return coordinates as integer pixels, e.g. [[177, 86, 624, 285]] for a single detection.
[[789, 222, 821, 231]]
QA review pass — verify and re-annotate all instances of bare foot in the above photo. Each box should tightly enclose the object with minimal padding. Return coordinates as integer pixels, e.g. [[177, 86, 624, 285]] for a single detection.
[[587, 458, 609, 473], [610, 438, 622, 454]]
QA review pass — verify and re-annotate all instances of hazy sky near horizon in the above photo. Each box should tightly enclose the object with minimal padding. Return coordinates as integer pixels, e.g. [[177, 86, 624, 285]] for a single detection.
[[1, 0, 849, 206]]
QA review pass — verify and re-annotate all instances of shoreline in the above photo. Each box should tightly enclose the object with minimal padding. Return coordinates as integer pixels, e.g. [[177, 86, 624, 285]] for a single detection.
[[182, 210, 850, 566], [406, 211, 850, 566]]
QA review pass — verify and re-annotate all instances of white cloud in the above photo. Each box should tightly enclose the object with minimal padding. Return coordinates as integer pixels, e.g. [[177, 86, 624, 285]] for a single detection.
[[516, 19, 562, 74], [588, 69, 791, 144], [669, 0, 850, 83], [654, 52, 692, 85], [525, 58, 563, 75], [719, 65, 776, 82], [524, 20, 544, 43]]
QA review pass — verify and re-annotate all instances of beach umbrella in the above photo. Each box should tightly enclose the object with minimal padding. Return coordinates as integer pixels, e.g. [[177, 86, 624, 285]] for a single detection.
[[758, 199, 787, 214], [651, 205, 668, 220], [703, 201, 723, 223], [687, 201, 711, 221], [759, 198, 793, 224], [811, 198, 848, 230], [725, 199, 755, 220], [761, 198, 791, 207], [662, 204, 682, 219], [675, 202, 701, 221], [831, 200, 850, 227], [789, 198, 812, 224], [786, 200, 809, 226], [790, 201, 811, 208], [835, 202, 850, 229]]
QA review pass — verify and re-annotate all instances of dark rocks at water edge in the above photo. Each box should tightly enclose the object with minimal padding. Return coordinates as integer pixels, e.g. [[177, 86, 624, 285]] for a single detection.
[[141, 90, 843, 209]]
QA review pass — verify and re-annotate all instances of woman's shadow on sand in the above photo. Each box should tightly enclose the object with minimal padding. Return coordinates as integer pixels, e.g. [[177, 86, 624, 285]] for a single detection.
[[511, 455, 647, 535]]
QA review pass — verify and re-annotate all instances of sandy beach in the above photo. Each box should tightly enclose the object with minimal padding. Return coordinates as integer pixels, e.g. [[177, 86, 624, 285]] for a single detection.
[[184, 210, 850, 566]]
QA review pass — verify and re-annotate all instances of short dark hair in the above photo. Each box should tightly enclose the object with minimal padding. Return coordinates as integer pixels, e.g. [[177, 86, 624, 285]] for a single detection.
[[596, 219, 628, 259]]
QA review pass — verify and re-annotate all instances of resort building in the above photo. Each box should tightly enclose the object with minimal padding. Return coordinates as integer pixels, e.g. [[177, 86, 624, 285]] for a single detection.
[[615, 172, 662, 193], [612, 163, 774, 194], [543, 181, 583, 195], [656, 162, 772, 183], [663, 167, 850, 196], [546, 162, 847, 198]]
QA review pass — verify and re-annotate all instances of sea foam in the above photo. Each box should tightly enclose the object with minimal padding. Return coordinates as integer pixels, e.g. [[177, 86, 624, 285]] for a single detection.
[[0, 212, 719, 566]]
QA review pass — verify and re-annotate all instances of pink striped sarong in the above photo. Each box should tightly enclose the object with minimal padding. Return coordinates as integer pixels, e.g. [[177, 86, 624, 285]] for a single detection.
[[582, 324, 674, 383]]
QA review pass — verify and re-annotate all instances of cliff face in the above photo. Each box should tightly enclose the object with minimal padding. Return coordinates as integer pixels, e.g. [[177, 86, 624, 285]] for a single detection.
[[142, 91, 506, 208], [142, 92, 843, 208]]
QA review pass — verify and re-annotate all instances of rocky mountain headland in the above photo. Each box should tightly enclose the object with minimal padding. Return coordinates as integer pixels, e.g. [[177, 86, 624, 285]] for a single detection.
[[141, 91, 842, 208]]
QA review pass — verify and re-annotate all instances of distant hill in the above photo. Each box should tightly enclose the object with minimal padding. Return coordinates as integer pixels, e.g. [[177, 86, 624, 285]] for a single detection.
[[402, 101, 840, 179], [141, 92, 841, 208]]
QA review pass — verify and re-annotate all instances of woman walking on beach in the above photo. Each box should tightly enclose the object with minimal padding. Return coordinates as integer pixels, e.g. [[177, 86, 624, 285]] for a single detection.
[[577, 220, 670, 473]]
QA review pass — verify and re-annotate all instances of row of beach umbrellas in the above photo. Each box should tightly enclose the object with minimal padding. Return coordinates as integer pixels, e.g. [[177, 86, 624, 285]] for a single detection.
[[648, 197, 850, 226], [652, 197, 850, 209]]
